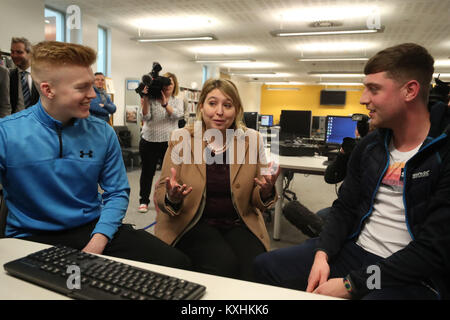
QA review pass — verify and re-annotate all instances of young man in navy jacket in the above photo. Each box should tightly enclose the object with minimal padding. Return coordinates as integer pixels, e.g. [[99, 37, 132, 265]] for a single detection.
[[254, 43, 450, 299], [0, 41, 189, 269]]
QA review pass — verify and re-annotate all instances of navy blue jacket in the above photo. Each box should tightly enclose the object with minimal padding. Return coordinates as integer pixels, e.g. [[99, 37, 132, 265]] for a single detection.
[[316, 102, 450, 298]]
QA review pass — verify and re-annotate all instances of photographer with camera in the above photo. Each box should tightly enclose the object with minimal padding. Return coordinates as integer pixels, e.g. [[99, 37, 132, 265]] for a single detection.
[[137, 64, 184, 213]]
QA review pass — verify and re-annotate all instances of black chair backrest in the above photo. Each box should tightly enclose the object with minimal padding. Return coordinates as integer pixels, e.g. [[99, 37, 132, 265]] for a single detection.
[[114, 126, 132, 148]]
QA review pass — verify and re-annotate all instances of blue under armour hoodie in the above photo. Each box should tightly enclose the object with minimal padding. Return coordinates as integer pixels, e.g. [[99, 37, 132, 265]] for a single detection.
[[0, 100, 130, 239]]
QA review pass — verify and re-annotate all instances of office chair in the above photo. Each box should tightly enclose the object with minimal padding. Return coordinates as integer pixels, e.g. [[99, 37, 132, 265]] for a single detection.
[[0, 189, 8, 238]]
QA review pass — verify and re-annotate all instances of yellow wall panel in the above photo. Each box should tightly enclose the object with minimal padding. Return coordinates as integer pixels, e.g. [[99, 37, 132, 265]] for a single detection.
[[260, 85, 368, 124]]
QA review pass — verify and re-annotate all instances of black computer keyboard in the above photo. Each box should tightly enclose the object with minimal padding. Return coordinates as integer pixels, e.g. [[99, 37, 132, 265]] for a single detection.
[[3, 245, 206, 300]]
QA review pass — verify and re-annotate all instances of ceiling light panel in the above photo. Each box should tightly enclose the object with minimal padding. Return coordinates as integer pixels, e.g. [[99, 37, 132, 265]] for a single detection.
[[273, 28, 381, 37], [298, 57, 369, 62], [278, 5, 384, 22], [434, 60, 450, 67], [297, 41, 377, 52], [229, 72, 290, 78], [133, 16, 216, 31], [193, 58, 255, 64], [222, 62, 279, 69], [189, 45, 255, 55], [309, 73, 365, 78]]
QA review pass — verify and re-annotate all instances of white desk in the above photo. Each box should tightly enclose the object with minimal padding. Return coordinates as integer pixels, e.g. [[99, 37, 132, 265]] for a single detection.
[[273, 155, 327, 240], [0, 238, 338, 300]]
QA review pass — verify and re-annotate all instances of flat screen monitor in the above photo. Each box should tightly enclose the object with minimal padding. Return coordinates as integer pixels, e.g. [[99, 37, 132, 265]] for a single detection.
[[243, 112, 258, 130], [279, 110, 312, 139], [260, 114, 273, 127], [320, 90, 346, 106], [325, 115, 357, 145]]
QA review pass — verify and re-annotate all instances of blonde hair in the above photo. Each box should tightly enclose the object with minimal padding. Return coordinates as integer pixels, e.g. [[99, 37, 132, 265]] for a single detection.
[[186, 78, 246, 134], [163, 72, 179, 97], [31, 41, 96, 82]]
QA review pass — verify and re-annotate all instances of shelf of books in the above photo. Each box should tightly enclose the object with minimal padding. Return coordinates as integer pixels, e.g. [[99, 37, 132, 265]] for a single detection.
[[180, 87, 201, 116]]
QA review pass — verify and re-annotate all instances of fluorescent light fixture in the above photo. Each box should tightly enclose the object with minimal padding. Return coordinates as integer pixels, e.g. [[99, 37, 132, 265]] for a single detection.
[[297, 41, 377, 53], [309, 72, 365, 78], [222, 62, 279, 69], [190, 45, 254, 55], [131, 34, 217, 43], [434, 60, 450, 67], [229, 71, 276, 75], [434, 73, 450, 78], [279, 5, 383, 22], [298, 57, 369, 62], [271, 27, 383, 37], [192, 58, 255, 63], [265, 81, 306, 85], [133, 16, 216, 31], [318, 82, 364, 86]]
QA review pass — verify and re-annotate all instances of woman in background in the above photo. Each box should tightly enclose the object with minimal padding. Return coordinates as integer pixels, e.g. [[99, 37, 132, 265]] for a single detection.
[[138, 72, 184, 213]]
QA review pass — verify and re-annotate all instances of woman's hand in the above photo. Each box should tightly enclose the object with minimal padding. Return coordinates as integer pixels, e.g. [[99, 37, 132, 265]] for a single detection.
[[160, 90, 168, 106], [255, 161, 280, 200], [165, 167, 193, 204]]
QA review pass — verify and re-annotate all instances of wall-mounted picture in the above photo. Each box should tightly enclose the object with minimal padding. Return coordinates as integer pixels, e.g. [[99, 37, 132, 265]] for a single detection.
[[126, 105, 138, 123]]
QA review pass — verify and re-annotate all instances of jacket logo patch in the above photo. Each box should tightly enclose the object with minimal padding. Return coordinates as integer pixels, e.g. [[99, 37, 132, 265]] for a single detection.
[[412, 170, 430, 179], [80, 150, 93, 158]]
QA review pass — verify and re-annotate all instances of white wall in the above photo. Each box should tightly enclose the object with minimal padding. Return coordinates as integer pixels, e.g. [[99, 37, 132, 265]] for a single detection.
[[230, 77, 262, 113], [0, 0, 45, 51], [0, 1, 204, 126]]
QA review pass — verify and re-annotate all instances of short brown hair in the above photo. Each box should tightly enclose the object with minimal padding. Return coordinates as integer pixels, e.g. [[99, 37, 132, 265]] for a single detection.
[[364, 43, 434, 104], [11, 37, 32, 53], [31, 41, 96, 81]]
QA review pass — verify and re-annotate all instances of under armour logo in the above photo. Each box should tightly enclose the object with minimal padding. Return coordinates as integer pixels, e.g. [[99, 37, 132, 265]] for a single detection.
[[80, 150, 93, 158]]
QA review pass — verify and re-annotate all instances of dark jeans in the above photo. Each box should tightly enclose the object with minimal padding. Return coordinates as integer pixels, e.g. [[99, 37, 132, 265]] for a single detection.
[[254, 238, 438, 300], [139, 139, 168, 205], [21, 219, 191, 270], [175, 221, 266, 282]]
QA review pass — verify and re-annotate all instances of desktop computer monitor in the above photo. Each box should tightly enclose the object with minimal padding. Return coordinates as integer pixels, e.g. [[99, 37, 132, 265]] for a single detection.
[[279, 110, 312, 139], [325, 115, 357, 145], [243, 112, 258, 130], [260, 114, 273, 127]]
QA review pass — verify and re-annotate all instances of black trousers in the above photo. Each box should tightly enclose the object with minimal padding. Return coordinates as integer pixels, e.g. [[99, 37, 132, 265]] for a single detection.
[[21, 219, 191, 270], [175, 221, 266, 282], [139, 139, 168, 205]]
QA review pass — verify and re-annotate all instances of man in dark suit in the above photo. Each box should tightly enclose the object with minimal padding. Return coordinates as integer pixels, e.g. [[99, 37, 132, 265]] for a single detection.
[[9, 37, 39, 113]]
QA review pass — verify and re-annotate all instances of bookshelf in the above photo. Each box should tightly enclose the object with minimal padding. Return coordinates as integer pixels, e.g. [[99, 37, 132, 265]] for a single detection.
[[179, 87, 201, 124]]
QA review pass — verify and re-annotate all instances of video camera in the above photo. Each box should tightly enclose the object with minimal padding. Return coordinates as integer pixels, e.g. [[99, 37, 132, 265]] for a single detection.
[[135, 62, 171, 100], [429, 77, 450, 108]]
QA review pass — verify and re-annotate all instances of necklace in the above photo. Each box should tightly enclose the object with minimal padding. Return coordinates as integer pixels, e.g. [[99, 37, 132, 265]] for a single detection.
[[204, 134, 232, 155]]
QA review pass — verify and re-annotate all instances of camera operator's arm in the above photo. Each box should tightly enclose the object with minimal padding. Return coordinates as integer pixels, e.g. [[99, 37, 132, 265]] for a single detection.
[[140, 86, 152, 120], [161, 92, 184, 119]]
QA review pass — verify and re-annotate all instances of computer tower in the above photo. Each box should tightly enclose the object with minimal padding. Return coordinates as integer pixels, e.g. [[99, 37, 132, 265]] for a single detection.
[[312, 116, 326, 138]]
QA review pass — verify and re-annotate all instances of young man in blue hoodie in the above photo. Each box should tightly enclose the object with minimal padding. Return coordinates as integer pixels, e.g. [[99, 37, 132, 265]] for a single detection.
[[0, 41, 189, 269]]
